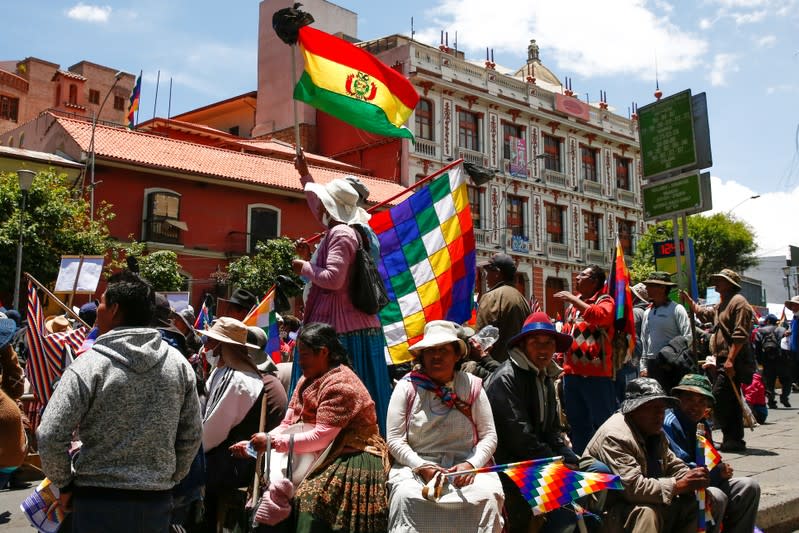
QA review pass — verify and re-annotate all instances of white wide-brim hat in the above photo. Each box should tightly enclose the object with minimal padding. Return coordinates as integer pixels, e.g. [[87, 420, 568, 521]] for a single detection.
[[408, 320, 468, 358], [305, 179, 371, 225]]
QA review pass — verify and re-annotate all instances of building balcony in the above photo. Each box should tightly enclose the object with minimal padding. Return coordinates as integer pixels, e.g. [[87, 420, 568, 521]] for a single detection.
[[413, 138, 438, 159], [585, 248, 607, 265], [544, 169, 568, 189], [617, 189, 636, 204], [455, 146, 487, 166], [547, 242, 569, 258], [144, 218, 184, 245], [583, 179, 602, 196]]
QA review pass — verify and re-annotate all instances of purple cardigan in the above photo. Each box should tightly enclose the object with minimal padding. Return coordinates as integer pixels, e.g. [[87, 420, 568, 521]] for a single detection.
[[299, 224, 380, 333]]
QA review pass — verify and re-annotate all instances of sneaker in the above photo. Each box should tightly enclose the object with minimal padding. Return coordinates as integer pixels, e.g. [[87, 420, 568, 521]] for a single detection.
[[720, 440, 747, 453]]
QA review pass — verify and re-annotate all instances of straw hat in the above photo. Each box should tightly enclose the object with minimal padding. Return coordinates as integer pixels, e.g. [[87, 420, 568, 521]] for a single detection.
[[784, 295, 799, 312], [198, 317, 259, 349], [45, 315, 72, 334], [304, 179, 371, 225], [408, 321, 468, 358]]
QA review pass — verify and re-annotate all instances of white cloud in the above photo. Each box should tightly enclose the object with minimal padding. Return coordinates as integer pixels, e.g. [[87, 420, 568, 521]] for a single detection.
[[66, 3, 111, 23], [708, 0, 769, 7], [731, 9, 768, 23], [756, 34, 777, 47], [706, 175, 799, 257], [415, 0, 707, 80], [766, 84, 796, 94], [699, 18, 714, 28], [709, 53, 739, 86]]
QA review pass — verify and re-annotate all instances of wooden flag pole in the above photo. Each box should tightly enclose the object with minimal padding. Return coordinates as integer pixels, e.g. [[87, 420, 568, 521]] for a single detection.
[[292, 44, 302, 155], [25, 272, 90, 329], [303, 158, 465, 245]]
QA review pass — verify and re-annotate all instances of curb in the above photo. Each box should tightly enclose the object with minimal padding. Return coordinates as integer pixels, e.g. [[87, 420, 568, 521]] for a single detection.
[[757, 489, 799, 532]]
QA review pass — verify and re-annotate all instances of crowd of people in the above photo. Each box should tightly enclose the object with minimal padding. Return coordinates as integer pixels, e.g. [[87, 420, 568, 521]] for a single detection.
[[0, 154, 794, 533]]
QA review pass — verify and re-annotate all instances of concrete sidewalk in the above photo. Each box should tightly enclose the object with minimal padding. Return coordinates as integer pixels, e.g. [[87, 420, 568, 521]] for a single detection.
[[715, 388, 799, 532]]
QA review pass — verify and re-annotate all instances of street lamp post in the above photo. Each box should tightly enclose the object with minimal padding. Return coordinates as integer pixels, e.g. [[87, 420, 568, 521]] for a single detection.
[[727, 194, 760, 214], [88, 71, 124, 221], [12, 170, 36, 311]]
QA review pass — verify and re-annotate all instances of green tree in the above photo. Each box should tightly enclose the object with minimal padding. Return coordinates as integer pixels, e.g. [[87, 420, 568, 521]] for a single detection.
[[631, 213, 758, 294], [107, 240, 184, 291], [226, 237, 302, 299], [0, 169, 114, 298]]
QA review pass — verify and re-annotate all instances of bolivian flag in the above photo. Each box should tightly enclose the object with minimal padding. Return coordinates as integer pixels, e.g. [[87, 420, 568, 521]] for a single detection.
[[294, 26, 419, 140]]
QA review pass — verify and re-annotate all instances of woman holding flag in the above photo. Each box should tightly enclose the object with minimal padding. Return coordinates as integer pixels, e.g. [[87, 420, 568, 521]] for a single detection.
[[291, 151, 391, 435]]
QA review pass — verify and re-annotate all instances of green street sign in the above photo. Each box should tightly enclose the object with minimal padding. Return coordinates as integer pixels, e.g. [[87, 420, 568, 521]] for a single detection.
[[642, 172, 702, 220], [638, 90, 697, 179]]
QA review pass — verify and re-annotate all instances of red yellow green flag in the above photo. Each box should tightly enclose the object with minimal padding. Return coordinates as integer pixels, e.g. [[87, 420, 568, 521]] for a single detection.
[[294, 26, 419, 140]]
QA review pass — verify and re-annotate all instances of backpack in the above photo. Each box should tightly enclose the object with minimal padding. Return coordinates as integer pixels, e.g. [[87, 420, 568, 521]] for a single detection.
[[760, 328, 781, 356], [652, 335, 698, 392], [348, 225, 389, 315]]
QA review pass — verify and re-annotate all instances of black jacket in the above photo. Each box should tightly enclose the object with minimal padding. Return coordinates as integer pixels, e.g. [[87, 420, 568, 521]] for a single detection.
[[485, 347, 578, 465]]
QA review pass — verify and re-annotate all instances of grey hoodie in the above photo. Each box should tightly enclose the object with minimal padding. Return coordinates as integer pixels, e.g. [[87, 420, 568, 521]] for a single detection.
[[37, 327, 202, 491]]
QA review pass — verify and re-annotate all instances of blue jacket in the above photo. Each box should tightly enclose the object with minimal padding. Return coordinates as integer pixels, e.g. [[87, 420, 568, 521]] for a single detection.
[[663, 409, 722, 486]]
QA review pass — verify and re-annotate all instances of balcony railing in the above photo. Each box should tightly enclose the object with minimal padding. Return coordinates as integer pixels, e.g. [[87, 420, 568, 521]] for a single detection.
[[414, 138, 438, 158], [544, 170, 568, 189], [583, 180, 602, 196], [618, 189, 636, 204], [586, 249, 607, 264], [145, 218, 182, 245], [455, 146, 487, 166], [547, 242, 569, 258]]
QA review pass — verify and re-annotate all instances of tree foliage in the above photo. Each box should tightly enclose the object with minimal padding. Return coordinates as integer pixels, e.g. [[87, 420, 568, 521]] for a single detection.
[[631, 213, 758, 294], [226, 237, 302, 299], [107, 239, 184, 292], [0, 169, 114, 298]]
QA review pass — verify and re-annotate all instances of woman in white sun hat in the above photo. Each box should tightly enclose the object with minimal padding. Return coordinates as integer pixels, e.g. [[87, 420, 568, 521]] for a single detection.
[[385, 320, 504, 532], [292, 150, 391, 435]]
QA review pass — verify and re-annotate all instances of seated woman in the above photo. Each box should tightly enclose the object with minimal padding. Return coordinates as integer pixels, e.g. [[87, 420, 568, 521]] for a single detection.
[[232, 322, 388, 532], [199, 317, 287, 531], [386, 321, 504, 533]]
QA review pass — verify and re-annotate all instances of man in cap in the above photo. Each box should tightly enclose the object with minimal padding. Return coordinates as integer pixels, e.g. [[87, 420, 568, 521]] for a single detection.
[[486, 311, 583, 532], [476, 253, 531, 362], [681, 269, 755, 452], [37, 271, 202, 531], [78, 301, 98, 328], [639, 272, 692, 379], [663, 374, 760, 533], [554, 264, 616, 454], [582, 378, 710, 532], [754, 313, 791, 408]]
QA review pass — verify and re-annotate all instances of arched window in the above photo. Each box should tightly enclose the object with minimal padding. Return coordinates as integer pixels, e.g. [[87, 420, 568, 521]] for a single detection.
[[247, 204, 281, 254], [143, 189, 184, 244]]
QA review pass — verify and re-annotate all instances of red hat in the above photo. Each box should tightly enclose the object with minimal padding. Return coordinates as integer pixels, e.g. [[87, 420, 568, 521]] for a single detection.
[[508, 311, 573, 352]]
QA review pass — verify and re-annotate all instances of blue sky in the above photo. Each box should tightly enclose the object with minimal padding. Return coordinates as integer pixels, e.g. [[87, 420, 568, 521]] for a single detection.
[[3, 0, 799, 258]]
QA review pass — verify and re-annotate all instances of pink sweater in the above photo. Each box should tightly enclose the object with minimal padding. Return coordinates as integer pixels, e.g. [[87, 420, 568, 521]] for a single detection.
[[299, 224, 380, 333], [743, 373, 766, 406]]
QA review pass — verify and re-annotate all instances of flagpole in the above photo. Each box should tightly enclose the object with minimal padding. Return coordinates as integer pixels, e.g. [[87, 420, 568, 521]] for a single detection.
[[440, 456, 561, 477], [303, 158, 465, 245], [25, 273, 90, 329], [292, 45, 302, 154]]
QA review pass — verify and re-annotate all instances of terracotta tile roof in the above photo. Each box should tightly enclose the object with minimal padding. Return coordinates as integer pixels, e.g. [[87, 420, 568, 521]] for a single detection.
[[54, 114, 407, 204], [234, 139, 364, 172], [53, 69, 87, 81]]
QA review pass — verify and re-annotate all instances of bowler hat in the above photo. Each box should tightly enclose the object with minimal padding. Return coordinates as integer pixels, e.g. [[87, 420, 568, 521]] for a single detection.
[[507, 311, 573, 352], [621, 378, 680, 415], [225, 288, 258, 311]]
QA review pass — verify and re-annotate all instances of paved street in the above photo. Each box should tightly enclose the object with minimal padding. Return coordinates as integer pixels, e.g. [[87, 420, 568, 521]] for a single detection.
[[2, 389, 799, 532]]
